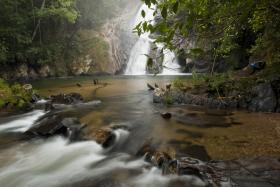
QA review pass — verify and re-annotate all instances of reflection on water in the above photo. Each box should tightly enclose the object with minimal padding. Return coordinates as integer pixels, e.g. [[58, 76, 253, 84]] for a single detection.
[[0, 76, 279, 187]]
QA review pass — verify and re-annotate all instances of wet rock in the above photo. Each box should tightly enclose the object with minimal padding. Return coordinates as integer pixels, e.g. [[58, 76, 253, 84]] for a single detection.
[[31, 94, 41, 103], [151, 151, 173, 168], [92, 124, 130, 148], [45, 102, 55, 111], [161, 112, 172, 119], [93, 128, 116, 148], [153, 88, 164, 103], [25, 116, 85, 142], [166, 83, 172, 90], [50, 93, 84, 105], [136, 139, 156, 158], [249, 83, 277, 112], [209, 156, 280, 186]]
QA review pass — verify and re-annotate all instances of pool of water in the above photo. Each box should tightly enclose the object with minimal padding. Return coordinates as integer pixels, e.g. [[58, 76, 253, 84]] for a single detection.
[[0, 75, 279, 187]]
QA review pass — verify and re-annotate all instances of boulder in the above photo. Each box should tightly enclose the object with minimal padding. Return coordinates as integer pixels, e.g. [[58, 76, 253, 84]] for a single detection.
[[161, 112, 172, 119], [249, 83, 277, 112], [92, 128, 116, 148], [50, 93, 84, 105], [25, 116, 85, 142]]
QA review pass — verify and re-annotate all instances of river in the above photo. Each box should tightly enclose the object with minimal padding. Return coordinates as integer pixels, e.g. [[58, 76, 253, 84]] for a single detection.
[[0, 76, 279, 187]]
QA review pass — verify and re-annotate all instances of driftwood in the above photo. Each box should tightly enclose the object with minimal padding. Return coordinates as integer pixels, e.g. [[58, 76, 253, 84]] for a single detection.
[[147, 83, 155, 91]]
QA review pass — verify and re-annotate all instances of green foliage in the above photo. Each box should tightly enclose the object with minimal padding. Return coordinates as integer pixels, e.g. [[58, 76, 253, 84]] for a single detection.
[[0, 0, 78, 65], [139, 0, 280, 65], [163, 94, 174, 105], [0, 79, 33, 110], [172, 78, 186, 90]]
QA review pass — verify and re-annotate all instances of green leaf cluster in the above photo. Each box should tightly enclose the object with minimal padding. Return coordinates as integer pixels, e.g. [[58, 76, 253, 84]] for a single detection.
[[138, 0, 280, 65]]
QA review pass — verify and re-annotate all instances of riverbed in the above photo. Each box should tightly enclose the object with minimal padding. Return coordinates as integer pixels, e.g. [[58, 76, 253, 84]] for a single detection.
[[0, 75, 279, 187]]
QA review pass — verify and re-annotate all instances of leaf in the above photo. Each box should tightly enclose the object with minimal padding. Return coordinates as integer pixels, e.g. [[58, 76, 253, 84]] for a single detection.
[[161, 6, 167, 19], [145, 0, 151, 7], [150, 0, 157, 4], [172, 1, 179, 13], [141, 10, 146, 18]]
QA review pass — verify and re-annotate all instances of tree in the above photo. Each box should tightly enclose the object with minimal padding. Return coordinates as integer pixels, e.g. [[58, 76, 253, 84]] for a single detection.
[[137, 0, 280, 67]]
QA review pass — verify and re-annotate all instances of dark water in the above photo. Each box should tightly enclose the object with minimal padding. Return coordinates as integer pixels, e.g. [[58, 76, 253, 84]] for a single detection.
[[0, 76, 279, 187]]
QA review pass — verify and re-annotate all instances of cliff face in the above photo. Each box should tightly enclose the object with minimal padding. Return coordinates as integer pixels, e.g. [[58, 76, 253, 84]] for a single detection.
[[0, 0, 141, 80], [101, 1, 141, 74]]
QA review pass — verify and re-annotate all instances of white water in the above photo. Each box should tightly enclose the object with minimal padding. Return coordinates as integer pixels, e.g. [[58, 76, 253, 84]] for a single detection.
[[125, 4, 154, 75], [0, 137, 105, 187], [0, 110, 46, 133], [125, 4, 184, 75]]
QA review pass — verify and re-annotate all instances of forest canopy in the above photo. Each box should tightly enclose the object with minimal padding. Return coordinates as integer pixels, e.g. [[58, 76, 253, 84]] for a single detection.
[[137, 0, 280, 68], [0, 0, 128, 65]]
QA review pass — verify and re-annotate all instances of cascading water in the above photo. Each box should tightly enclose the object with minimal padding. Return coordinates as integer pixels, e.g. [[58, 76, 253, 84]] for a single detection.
[[125, 4, 184, 75], [125, 4, 154, 75]]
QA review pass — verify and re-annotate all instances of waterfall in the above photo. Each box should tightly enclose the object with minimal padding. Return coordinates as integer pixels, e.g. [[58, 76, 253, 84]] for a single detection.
[[125, 4, 154, 75], [125, 4, 183, 75]]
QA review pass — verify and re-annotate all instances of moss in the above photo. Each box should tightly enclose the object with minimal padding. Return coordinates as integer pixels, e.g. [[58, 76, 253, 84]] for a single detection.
[[163, 94, 174, 105], [0, 78, 33, 111]]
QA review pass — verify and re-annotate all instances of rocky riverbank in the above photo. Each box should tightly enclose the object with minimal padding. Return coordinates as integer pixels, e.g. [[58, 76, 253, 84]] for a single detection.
[[151, 72, 280, 113]]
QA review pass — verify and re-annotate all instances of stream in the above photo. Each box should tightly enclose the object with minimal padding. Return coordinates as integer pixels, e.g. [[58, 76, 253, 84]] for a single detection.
[[0, 76, 279, 187]]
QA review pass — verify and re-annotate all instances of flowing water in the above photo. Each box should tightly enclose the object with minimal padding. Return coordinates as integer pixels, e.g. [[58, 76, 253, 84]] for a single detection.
[[0, 76, 279, 187]]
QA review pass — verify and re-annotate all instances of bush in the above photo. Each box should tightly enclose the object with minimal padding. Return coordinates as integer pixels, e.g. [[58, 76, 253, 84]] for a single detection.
[[0, 79, 33, 110]]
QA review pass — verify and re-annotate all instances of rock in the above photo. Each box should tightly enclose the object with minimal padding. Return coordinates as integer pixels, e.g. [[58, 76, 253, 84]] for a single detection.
[[136, 139, 156, 158], [184, 58, 195, 72], [15, 64, 29, 80], [151, 151, 172, 168], [93, 79, 99, 85], [45, 102, 54, 111], [270, 76, 280, 112], [147, 83, 155, 91], [50, 93, 84, 104], [38, 65, 53, 78], [166, 83, 172, 90], [69, 55, 92, 76], [61, 118, 86, 142], [31, 94, 40, 103], [22, 84, 33, 91], [153, 88, 164, 103], [161, 112, 172, 119], [93, 128, 116, 148], [249, 83, 277, 112], [25, 116, 85, 142]]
